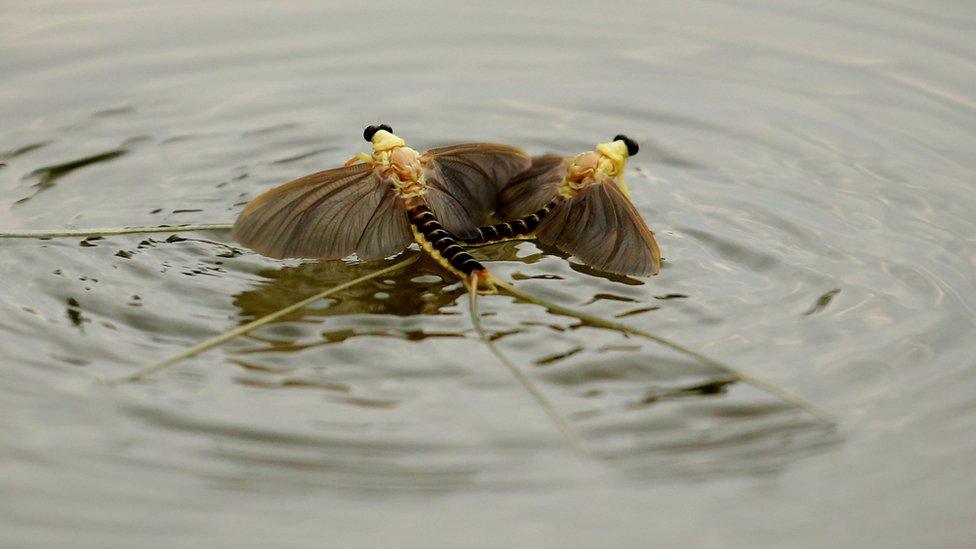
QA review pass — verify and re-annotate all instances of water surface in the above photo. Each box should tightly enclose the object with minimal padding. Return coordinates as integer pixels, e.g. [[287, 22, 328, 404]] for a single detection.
[[1, 1, 975, 547]]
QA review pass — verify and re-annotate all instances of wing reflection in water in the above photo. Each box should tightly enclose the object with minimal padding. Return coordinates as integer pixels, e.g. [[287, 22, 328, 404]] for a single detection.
[[225, 252, 480, 374], [233, 253, 465, 320]]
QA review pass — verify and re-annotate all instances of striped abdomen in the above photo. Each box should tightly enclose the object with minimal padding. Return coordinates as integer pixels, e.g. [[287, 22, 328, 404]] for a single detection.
[[461, 199, 560, 246], [406, 202, 484, 277]]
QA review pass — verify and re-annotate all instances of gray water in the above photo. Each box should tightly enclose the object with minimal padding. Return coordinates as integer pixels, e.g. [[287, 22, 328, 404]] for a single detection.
[[1, 1, 975, 547]]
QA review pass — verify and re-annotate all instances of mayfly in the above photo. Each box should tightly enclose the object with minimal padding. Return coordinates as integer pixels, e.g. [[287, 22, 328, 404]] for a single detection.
[[460, 135, 662, 276], [232, 124, 530, 291]]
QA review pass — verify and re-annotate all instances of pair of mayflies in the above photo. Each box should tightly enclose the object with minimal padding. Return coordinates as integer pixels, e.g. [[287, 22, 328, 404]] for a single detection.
[[232, 124, 662, 292], [231, 125, 662, 451], [1, 124, 830, 448]]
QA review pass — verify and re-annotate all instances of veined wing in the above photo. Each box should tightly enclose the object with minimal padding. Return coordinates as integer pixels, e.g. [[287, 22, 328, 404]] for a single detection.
[[421, 143, 531, 237], [536, 176, 661, 276], [232, 163, 412, 261], [496, 154, 567, 219]]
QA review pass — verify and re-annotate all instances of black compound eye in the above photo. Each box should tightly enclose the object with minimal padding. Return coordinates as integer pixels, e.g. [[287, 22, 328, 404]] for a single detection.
[[378, 124, 393, 133], [613, 134, 639, 156], [363, 125, 380, 142]]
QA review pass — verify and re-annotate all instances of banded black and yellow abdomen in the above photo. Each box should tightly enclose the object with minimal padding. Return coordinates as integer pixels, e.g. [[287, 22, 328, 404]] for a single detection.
[[460, 199, 561, 246], [406, 201, 485, 278]]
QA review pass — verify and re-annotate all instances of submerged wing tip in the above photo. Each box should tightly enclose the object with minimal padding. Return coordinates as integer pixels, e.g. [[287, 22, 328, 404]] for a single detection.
[[610, 260, 660, 277], [230, 230, 284, 260], [229, 217, 252, 247]]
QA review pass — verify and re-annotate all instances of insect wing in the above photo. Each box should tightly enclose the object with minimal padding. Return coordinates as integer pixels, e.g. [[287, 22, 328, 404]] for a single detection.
[[536, 177, 661, 276], [232, 163, 411, 260], [496, 154, 567, 219], [354, 185, 414, 260], [422, 143, 531, 236]]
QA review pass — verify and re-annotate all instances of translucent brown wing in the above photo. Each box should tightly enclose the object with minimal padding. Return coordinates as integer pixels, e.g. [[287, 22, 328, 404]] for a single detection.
[[496, 154, 567, 219], [232, 163, 412, 261], [354, 186, 414, 260], [422, 184, 480, 239], [421, 143, 531, 237], [535, 177, 662, 276]]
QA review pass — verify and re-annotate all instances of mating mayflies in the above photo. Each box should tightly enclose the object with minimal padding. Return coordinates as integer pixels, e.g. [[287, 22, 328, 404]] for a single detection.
[[461, 135, 662, 276], [232, 125, 530, 290], [0, 129, 831, 441]]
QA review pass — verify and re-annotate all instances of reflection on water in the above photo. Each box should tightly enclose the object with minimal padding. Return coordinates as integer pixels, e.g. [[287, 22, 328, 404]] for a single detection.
[[233, 255, 468, 321], [217, 246, 838, 488], [17, 148, 128, 205], [1, 0, 975, 546]]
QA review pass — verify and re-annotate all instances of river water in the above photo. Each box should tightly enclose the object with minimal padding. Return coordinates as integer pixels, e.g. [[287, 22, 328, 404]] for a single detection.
[[1, 1, 974, 547]]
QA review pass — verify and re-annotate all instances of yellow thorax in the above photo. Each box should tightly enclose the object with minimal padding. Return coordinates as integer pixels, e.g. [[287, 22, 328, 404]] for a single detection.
[[370, 129, 407, 160], [344, 129, 410, 166], [367, 130, 426, 197], [559, 139, 633, 200], [595, 139, 632, 200]]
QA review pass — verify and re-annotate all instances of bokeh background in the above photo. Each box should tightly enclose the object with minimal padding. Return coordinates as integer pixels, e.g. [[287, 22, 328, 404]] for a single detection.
[[1, 1, 974, 547]]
